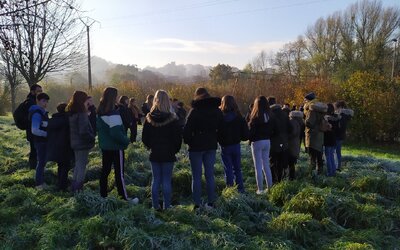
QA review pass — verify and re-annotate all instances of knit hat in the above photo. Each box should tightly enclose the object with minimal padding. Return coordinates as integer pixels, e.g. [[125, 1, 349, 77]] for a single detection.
[[304, 92, 316, 101]]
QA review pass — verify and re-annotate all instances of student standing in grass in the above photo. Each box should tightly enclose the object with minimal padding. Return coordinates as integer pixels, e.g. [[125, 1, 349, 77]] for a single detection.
[[288, 110, 305, 180], [67, 91, 95, 192], [29, 92, 50, 189], [248, 96, 274, 194], [334, 100, 354, 171], [324, 103, 340, 177], [303, 92, 328, 176], [128, 98, 143, 142], [46, 103, 72, 191], [184, 87, 223, 209], [142, 90, 182, 210], [97, 87, 138, 203], [217, 95, 249, 193]]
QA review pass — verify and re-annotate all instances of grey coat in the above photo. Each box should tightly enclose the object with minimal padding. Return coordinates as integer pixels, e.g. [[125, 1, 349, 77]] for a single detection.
[[69, 113, 95, 150], [288, 111, 304, 158]]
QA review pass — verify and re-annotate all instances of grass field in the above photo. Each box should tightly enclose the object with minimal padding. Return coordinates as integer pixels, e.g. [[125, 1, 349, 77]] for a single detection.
[[0, 115, 399, 249]]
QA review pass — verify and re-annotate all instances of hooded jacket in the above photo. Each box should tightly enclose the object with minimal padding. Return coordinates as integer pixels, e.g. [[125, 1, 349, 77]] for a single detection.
[[46, 112, 72, 162], [217, 111, 249, 146], [304, 100, 327, 152], [288, 111, 305, 158], [183, 97, 223, 152], [29, 105, 48, 142], [142, 110, 182, 162], [248, 112, 275, 142], [117, 103, 132, 131], [336, 108, 354, 141], [97, 109, 129, 151], [324, 114, 340, 147], [270, 104, 292, 153]]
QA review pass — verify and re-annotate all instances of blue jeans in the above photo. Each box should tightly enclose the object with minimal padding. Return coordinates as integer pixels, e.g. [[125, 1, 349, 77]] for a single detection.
[[151, 162, 174, 209], [325, 146, 336, 176], [221, 144, 244, 192], [34, 142, 47, 186], [189, 150, 216, 206], [251, 140, 273, 191], [336, 140, 343, 169]]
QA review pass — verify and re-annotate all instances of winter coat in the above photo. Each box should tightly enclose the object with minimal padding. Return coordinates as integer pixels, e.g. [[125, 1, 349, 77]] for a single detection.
[[288, 111, 304, 158], [69, 112, 95, 150], [217, 111, 249, 147], [336, 108, 354, 141], [304, 100, 327, 152], [183, 97, 223, 152], [142, 110, 182, 162], [142, 103, 151, 116], [324, 114, 340, 147], [97, 110, 129, 151], [270, 104, 292, 153], [117, 104, 132, 131], [248, 112, 274, 142], [46, 112, 72, 162], [29, 105, 49, 143]]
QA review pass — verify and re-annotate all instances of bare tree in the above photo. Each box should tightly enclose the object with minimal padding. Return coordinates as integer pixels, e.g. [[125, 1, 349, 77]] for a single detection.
[[0, 0, 86, 87], [0, 48, 23, 111]]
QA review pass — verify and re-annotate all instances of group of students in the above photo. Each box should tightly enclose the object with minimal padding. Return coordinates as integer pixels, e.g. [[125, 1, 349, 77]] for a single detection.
[[20, 84, 352, 210]]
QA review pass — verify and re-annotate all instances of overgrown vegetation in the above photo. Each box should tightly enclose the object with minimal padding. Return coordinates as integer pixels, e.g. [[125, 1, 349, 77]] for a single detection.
[[0, 115, 399, 249]]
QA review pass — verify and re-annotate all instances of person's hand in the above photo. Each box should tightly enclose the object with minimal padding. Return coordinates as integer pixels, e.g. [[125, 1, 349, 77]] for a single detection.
[[41, 121, 48, 127]]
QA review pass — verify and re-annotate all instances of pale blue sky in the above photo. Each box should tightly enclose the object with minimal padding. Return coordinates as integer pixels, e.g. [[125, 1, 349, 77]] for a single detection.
[[80, 0, 399, 68]]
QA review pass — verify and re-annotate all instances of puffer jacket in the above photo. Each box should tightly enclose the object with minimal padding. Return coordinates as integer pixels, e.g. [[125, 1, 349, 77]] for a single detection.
[[142, 110, 182, 162], [336, 108, 354, 141], [97, 109, 130, 151], [270, 104, 291, 153], [183, 97, 223, 152], [69, 112, 95, 150], [288, 111, 304, 158]]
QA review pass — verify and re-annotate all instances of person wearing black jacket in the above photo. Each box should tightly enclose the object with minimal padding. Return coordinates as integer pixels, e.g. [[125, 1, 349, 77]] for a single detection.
[[142, 90, 182, 210], [117, 96, 132, 132], [334, 101, 354, 171], [248, 96, 274, 194], [46, 103, 73, 191], [26, 84, 43, 169], [217, 95, 249, 193], [268, 97, 292, 183], [183, 87, 223, 209], [324, 103, 340, 176]]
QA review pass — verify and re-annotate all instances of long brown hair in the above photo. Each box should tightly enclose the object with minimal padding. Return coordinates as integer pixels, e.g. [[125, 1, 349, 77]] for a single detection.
[[249, 96, 270, 124], [220, 95, 241, 116], [119, 95, 129, 105], [98, 87, 118, 115], [66, 91, 88, 114]]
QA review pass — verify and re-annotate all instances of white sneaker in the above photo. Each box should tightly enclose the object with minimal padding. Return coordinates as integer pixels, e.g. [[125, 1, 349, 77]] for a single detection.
[[35, 184, 48, 190], [204, 203, 215, 210], [256, 190, 265, 195], [128, 197, 139, 205]]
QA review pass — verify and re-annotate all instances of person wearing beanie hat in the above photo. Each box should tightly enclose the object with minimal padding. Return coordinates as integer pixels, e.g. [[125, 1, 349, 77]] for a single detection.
[[304, 92, 316, 101], [303, 93, 327, 177]]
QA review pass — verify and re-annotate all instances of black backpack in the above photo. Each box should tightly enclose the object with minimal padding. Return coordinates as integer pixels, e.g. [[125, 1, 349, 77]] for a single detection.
[[13, 99, 31, 130]]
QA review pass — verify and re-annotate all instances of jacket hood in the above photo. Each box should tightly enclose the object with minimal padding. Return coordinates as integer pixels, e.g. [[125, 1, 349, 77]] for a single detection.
[[191, 97, 221, 109], [338, 108, 354, 117], [223, 111, 237, 122], [308, 102, 328, 113], [29, 105, 45, 114], [146, 110, 177, 127], [289, 111, 304, 119], [270, 104, 282, 111]]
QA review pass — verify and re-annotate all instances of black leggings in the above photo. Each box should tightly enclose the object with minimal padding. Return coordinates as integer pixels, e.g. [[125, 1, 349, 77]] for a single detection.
[[308, 147, 323, 175], [270, 150, 289, 183], [100, 150, 128, 200]]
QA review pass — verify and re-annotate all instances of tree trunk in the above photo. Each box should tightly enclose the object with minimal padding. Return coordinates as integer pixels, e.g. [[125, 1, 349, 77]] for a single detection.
[[10, 83, 16, 112]]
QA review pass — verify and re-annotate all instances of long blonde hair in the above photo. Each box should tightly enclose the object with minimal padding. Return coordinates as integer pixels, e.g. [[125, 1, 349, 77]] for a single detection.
[[151, 90, 172, 113]]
